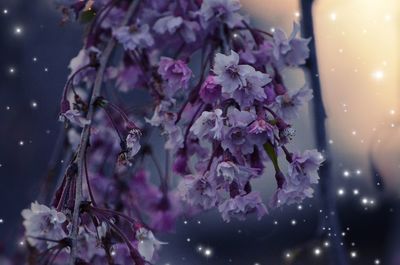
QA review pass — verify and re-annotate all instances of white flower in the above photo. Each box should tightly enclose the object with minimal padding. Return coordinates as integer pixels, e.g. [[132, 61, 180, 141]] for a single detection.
[[136, 228, 167, 262], [59, 109, 90, 127], [21, 202, 67, 250]]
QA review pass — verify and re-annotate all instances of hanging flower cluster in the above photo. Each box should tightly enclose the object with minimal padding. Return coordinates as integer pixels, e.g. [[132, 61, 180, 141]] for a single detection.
[[20, 0, 323, 264]]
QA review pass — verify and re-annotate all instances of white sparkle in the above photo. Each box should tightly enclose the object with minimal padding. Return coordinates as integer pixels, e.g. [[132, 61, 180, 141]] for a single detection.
[[0, 219, 3, 224], [353, 189, 359, 195], [330, 12, 337, 21], [297, 205, 303, 210], [291, 219, 297, 226], [384, 14, 392, 21], [323, 241, 330, 247], [186, 238, 191, 242], [329, 139, 334, 144], [362, 197, 368, 205], [31, 101, 38, 108], [294, 11, 300, 18], [285, 252, 291, 259], [33, 57, 37, 62], [314, 248, 321, 256], [337, 188, 345, 196], [372, 70, 384, 80], [270, 27, 275, 33], [350, 251, 357, 258], [204, 248, 212, 257], [374, 259, 381, 264], [3, 9, 8, 14], [14, 26, 23, 35], [343, 170, 350, 177], [19, 140, 24, 146], [183, 220, 187, 224], [9, 67, 15, 74], [355, 169, 362, 175]]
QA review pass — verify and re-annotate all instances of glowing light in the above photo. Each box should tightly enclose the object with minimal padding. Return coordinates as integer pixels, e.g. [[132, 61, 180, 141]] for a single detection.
[[291, 219, 297, 226], [390, 109, 396, 115], [361, 197, 368, 205], [297, 205, 303, 210], [9, 67, 15, 74], [0, 219, 3, 224], [350, 251, 357, 258], [14, 26, 22, 35], [330, 12, 337, 21], [343, 170, 350, 177], [204, 248, 212, 257], [384, 14, 392, 21], [294, 11, 300, 18], [285, 252, 291, 259], [375, 259, 381, 264], [186, 238, 191, 242], [337, 188, 345, 196], [314, 248, 321, 256], [19, 141, 24, 146], [3, 9, 8, 14], [355, 169, 362, 175], [323, 241, 330, 247], [372, 70, 384, 80], [353, 189, 359, 195], [31, 101, 38, 108]]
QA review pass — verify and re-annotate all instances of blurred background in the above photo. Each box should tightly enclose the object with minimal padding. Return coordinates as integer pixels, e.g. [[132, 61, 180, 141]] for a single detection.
[[0, 0, 399, 264]]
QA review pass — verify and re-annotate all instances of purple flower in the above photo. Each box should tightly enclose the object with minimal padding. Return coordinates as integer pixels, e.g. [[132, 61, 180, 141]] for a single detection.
[[153, 15, 199, 43], [21, 202, 67, 250], [178, 174, 219, 210], [199, 76, 222, 104], [272, 150, 324, 206], [216, 161, 259, 186], [59, 109, 90, 127], [218, 192, 268, 222], [273, 22, 311, 67], [213, 50, 253, 93], [114, 65, 142, 92], [221, 108, 256, 155], [164, 122, 184, 150], [287, 149, 323, 186], [158, 57, 192, 96], [232, 69, 271, 107], [198, 0, 243, 28], [113, 24, 154, 51], [191, 109, 224, 140], [248, 119, 273, 135], [275, 86, 313, 121], [173, 150, 188, 175]]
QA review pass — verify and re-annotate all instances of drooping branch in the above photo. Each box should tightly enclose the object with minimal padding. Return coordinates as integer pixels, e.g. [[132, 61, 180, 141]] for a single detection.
[[68, 1, 141, 264]]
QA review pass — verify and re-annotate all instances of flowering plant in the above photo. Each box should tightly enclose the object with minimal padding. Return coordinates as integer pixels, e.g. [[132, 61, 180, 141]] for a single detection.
[[21, 0, 323, 264]]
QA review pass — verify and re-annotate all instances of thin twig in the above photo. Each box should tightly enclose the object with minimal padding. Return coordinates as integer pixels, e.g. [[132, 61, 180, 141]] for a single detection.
[[68, 2, 140, 264]]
